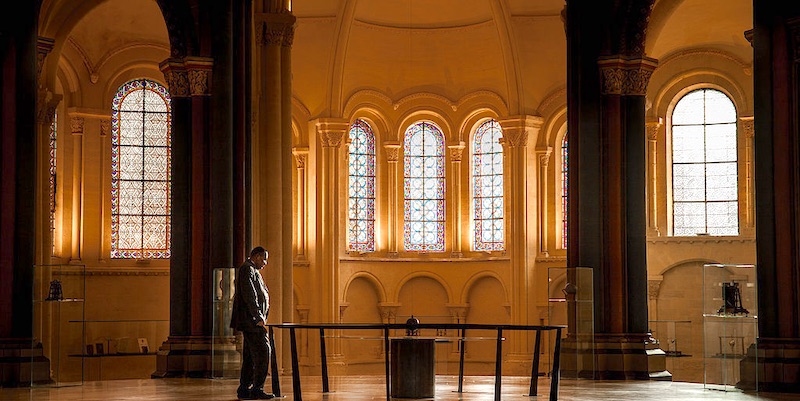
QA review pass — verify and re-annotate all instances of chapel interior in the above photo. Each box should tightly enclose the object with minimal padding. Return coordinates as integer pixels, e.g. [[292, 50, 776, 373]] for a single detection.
[[2, 0, 800, 398]]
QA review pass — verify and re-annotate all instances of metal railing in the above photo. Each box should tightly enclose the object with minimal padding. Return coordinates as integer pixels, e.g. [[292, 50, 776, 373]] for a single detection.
[[265, 322, 564, 401]]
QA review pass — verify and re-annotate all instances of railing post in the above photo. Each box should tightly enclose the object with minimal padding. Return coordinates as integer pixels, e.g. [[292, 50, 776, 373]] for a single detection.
[[384, 326, 391, 400], [268, 326, 281, 397], [529, 329, 542, 396], [458, 328, 466, 393], [494, 327, 503, 401], [550, 327, 562, 401], [319, 328, 329, 392], [290, 327, 302, 400]]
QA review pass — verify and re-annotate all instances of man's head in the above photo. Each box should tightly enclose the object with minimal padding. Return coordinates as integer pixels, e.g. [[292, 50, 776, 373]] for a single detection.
[[250, 246, 268, 269]]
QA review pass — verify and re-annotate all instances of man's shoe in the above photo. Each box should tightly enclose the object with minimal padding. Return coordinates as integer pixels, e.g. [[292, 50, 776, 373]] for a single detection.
[[237, 388, 254, 400], [251, 390, 274, 399]]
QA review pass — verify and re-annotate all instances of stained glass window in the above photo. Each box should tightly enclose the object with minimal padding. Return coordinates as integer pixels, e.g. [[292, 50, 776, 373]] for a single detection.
[[472, 119, 504, 251], [403, 121, 445, 252], [49, 112, 57, 232], [111, 79, 172, 258], [348, 119, 376, 252], [561, 133, 568, 249], [671, 88, 738, 236]]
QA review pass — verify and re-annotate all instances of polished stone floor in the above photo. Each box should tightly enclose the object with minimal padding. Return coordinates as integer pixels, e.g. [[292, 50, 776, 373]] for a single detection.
[[1, 376, 797, 400]]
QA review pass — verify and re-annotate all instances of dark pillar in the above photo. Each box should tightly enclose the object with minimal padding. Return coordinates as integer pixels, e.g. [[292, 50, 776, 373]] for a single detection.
[[746, 2, 800, 393]]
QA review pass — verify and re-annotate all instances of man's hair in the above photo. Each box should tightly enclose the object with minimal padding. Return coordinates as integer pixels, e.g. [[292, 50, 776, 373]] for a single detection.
[[250, 246, 267, 257]]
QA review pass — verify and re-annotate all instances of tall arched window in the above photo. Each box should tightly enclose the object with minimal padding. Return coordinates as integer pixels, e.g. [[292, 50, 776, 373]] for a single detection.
[[472, 119, 504, 251], [560, 132, 568, 249], [111, 79, 172, 258], [348, 119, 376, 252], [403, 121, 445, 252], [671, 88, 738, 236]]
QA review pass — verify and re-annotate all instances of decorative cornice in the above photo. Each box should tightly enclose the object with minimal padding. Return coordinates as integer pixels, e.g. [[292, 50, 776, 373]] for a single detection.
[[384, 143, 401, 162], [597, 56, 658, 96], [448, 143, 466, 162], [740, 116, 754, 139], [647, 236, 756, 245]]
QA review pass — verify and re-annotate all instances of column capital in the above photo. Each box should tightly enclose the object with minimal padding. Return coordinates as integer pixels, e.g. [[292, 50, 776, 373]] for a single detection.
[[597, 55, 658, 96], [446, 304, 469, 320], [378, 302, 402, 321], [498, 115, 544, 147], [646, 118, 663, 140], [36, 89, 61, 125], [70, 116, 85, 135], [159, 57, 214, 97], [448, 142, 466, 162], [100, 118, 111, 137], [254, 12, 297, 48], [740, 116, 754, 139], [384, 142, 401, 162], [314, 118, 349, 148], [292, 147, 309, 168], [535, 146, 553, 167], [160, 58, 190, 98]]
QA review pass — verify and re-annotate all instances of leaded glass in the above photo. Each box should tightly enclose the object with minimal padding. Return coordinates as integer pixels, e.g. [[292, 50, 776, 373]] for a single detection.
[[347, 119, 376, 252], [111, 79, 172, 258], [472, 119, 504, 251], [403, 121, 445, 252], [561, 133, 568, 249], [671, 88, 738, 236], [49, 113, 57, 231]]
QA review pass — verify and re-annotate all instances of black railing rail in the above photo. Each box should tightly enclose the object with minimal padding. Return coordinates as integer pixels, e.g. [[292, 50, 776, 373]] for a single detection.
[[265, 322, 564, 401]]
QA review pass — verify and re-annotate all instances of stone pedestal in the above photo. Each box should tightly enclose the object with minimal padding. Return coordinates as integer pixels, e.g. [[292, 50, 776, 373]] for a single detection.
[[390, 338, 434, 398]]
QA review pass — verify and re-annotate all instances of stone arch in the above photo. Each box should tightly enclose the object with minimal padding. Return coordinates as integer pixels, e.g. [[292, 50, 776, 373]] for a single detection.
[[394, 271, 453, 304], [459, 270, 508, 305], [342, 271, 387, 304]]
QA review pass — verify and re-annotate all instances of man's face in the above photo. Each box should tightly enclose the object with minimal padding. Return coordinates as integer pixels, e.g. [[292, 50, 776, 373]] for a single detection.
[[253, 252, 268, 269]]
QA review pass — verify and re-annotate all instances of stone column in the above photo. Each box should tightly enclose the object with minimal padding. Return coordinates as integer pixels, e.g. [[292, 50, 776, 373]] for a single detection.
[[293, 147, 308, 260], [746, 8, 800, 393], [448, 143, 465, 257], [646, 119, 662, 237], [35, 37, 59, 264], [99, 118, 110, 261], [535, 147, 552, 257], [67, 115, 84, 263], [384, 143, 401, 256], [498, 116, 542, 362], [739, 117, 755, 236]]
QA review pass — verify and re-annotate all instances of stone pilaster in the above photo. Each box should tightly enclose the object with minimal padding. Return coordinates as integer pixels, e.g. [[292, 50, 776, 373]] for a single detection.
[[384, 143, 401, 256], [535, 147, 552, 257], [293, 147, 309, 260], [448, 143, 465, 257]]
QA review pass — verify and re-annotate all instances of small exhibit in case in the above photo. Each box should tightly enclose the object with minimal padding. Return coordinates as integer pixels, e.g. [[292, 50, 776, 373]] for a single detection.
[[138, 338, 149, 354]]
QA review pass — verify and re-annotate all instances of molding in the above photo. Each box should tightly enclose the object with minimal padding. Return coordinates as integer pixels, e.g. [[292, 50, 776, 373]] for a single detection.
[[658, 48, 751, 75], [340, 256, 510, 263], [351, 18, 493, 33], [647, 236, 756, 245], [57, 267, 170, 276], [393, 92, 457, 111], [535, 255, 566, 263]]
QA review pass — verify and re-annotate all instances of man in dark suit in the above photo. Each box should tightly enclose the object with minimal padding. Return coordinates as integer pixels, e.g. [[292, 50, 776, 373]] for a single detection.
[[230, 246, 274, 400]]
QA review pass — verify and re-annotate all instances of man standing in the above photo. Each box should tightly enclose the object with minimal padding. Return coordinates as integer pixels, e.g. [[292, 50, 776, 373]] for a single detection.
[[230, 246, 274, 400]]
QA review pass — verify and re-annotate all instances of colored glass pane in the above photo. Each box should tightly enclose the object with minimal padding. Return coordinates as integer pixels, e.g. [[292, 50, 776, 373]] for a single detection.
[[403, 122, 445, 251], [671, 88, 738, 236], [348, 119, 376, 252], [111, 79, 172, 258], [561, 133, 568, 249], [472, 120, 504, 251]]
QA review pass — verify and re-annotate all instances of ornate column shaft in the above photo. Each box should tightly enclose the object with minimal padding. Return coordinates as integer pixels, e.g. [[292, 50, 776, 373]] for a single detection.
[[384, 143, 401, 255], [448, 143, 465, 257], [499, 115, 542, 359]]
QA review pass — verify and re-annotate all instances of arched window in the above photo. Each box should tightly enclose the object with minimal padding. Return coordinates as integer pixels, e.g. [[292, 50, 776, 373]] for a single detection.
[[671, 88, 738, 236], [111, 79, 172, 258], [403, 121, 445, 252], [472, 119, 504, 251], [561, 132, 568, 249], [347, 119, 376, 252]]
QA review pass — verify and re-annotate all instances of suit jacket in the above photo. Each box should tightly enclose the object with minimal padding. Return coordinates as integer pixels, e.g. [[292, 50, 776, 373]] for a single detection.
[[230, 259, 270, 332]]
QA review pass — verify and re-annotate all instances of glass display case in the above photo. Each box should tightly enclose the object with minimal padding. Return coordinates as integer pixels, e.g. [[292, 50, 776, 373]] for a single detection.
[[548, 266, 594, 379], [702, 263, 758, 392], [75, 319, 168, 381], [32, 264, 85, 386], [211, 267, 241, 378]]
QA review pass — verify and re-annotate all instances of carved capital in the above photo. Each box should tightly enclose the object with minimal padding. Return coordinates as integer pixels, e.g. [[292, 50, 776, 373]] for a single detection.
[[537, 147, 553, 167], [598, 56, 658, 95], [70, 116, 85, 135], [293, 147, 309, 169], [646, 118, 663, 141], [378, 303, 401, 322], [384, 143, 401, 162], [447, 304, 469, 321], [315, 119, 349, 148], [740, 116, 754, 139], [498, 115, 543, 148], [188, 69, 209, 96], [159, 59, 190, 98], [448, 143, 465, 162], [254, 13, 297, 47], [648, 279, 662, 300], [100, 118, 111, 137], [36, 89, 60, 125]]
